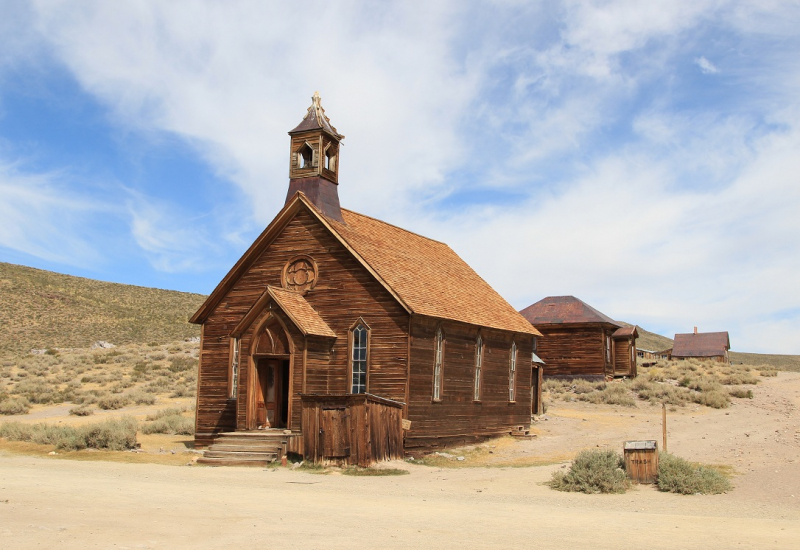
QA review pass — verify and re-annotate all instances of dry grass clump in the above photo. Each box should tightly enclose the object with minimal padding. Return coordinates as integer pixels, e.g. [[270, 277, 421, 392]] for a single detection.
[[549, 449, 631, 494], [341, 466, 409, 476], [69, 404, 94, 416], [578, 384, 636, 407], [97, 394, 130, 410], [0, 416, 138, 451], [657, 452, 732, 494], [0, 396, 31, 415], [141, 406, 194, 435], [729, 388, 753, 399]]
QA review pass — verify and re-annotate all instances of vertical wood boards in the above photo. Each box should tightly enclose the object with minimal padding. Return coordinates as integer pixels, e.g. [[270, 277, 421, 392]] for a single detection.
[[301, 394, 404, 466], [405, 316, 534, 450], [534, 325, 610, 379], [624, 440, 659, 484]]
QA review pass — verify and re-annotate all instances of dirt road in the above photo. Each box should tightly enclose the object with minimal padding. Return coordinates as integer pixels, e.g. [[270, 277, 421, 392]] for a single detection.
[[1, 373, 799, 549]]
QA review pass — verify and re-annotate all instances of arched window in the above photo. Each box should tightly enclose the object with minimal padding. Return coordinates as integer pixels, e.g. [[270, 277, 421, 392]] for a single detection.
[[433, 328, 444, 400], [350, 323, 368, 394], [509, 341, 517, 402], [473, 335, 483, 401]]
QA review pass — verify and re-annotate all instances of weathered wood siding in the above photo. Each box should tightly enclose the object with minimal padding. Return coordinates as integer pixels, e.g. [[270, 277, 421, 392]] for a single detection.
[[195, 207, 409, 445], [535, 325, 610, 379], [613, 337, 637, 377], [405, 316, 534, 450], [301, 394, 404, 466]]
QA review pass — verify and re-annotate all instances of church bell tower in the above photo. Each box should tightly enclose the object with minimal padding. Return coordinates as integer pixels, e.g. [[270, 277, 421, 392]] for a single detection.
[[285, 92, 345, 223]]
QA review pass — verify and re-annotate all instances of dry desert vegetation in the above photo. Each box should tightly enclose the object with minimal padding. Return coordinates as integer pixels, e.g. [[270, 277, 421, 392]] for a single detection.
[[0, 344, 799, 548]]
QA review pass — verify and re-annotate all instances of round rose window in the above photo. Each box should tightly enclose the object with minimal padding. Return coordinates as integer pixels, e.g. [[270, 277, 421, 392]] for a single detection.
[[283, 256, 318, 293]]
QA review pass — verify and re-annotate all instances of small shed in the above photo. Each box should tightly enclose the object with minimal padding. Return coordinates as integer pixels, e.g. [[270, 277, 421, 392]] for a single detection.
[[611, 325, 638, 377], [671, 328, 730, 363]]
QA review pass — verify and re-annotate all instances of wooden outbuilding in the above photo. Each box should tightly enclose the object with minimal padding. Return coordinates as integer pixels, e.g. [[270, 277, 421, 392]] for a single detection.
[[671, 328, 730, 363], [190, 93, 542, 465], [519, 296, 637, 380]]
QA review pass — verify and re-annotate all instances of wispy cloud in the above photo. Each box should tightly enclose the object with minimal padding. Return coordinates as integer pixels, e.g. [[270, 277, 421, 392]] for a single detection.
[[695, 56, 720, 74], [1, 1, 798, 352]]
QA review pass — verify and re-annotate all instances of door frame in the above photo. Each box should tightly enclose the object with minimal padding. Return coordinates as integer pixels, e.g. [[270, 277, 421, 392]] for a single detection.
[[252, 356, 291, 429], [244, 313, 296, 431]]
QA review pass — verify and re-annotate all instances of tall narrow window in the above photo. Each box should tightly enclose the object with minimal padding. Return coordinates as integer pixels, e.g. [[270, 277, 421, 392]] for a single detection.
[[474, 335, 483, 401], [509, 341, 517, 402], [433, 328, 443, 400], [606, 335, 611, 362], [351, 324, 368, 394], [229, 338, 240, 399]]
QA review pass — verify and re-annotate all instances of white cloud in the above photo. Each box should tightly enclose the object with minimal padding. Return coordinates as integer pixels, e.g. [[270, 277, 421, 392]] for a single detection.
[[695, 56, 720, 74], [0, 160, 107, 266], [4, 1, 799, 352]]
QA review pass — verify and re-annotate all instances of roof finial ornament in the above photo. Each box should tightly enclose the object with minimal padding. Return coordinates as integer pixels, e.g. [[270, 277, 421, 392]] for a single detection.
[[291, 91, 344, 140]]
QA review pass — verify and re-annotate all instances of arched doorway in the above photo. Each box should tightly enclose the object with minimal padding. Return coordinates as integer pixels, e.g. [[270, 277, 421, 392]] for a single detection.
[[247, 316, 293, 430]]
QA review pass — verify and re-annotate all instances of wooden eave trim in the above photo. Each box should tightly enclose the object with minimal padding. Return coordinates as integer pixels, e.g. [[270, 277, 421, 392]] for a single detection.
[[416, 314, 541, 338], [190, 192, 412, 324], [229, 285, 337, 339], [189, 196, 309, 324]]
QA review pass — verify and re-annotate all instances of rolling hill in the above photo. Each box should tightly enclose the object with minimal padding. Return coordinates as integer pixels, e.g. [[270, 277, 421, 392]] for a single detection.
[[0, 262, 205, 356]]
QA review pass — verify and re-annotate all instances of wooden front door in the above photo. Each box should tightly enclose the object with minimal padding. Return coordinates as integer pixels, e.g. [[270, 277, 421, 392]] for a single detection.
[[256, 359, 290, 429]]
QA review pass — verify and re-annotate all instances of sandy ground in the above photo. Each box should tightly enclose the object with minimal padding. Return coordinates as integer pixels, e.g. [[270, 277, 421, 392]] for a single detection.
[[1, 373, 799, 549]]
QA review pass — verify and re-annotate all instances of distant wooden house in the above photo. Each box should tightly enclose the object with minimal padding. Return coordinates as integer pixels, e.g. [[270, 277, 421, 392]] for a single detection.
[[671, 328, 730, 363], [519, 296, 638, 380], [190, 93, 542, 465]]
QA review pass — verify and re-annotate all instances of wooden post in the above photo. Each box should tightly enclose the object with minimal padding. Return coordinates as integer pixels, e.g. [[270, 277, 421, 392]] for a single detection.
[[662, 403, 667, 453]]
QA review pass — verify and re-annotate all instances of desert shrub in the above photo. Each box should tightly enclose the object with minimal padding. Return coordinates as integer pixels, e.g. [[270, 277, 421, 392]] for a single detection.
[[168, 355, 197, 373], [549, 449, 631, 494], [578, 384, 636, 407], [635, 384, 691, 406], [0, 417, 137, 450], [646, 369, 666, 382], [657, 452, 731, 494], [630, 377, 654, 392], [758, 367, 778, 377], [0, 397, 31, 415], [543, 379, 571, 394], [148, 352, 166, 361], [729, 388, 753, 399], [572, 380, 599, 394], [719, 372, 759, 385], [170, 386, 195, 398], [693, 389, 730, 409], [126, 389, 156, 405], [341, 467, 409, 476], [146, 407, 187, 421], [12, 378, 56, 404], [69, 404, 94, 416], [97, 394, 130, 410], [141, 413, 194, 435], [45, 348, 59, 356]]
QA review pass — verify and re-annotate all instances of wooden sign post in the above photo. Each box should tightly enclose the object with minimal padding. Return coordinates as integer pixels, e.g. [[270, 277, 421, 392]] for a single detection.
[[662, 403, 667, 453]]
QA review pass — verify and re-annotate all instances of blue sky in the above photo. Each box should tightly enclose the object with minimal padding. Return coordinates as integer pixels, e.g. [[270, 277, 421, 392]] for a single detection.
[[2, 1, 799, 353]]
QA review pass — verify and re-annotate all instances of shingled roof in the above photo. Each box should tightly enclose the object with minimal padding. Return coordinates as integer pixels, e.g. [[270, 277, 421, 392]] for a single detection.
[[519, 296, 622, 327], [192, 193, 539, 336], [289, 91, 343, 139], [672, 331, 730, 358]]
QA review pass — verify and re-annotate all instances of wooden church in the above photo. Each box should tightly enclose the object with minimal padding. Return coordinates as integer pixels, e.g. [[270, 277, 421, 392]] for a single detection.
[[190, 93, 542, 465]]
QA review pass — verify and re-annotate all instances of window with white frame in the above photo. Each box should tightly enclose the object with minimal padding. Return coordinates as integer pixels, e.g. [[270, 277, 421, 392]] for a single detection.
[[473, 335, 483, 401], [606, 335, 611, 362], [351, 324, 368, 394], [509, 341, 517, 401], [433, 328, 443, 400], [230, 337, 240, 399]]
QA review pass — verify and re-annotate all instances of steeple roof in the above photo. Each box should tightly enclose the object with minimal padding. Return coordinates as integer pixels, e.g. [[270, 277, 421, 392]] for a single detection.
[[289, 91, 344, 139]]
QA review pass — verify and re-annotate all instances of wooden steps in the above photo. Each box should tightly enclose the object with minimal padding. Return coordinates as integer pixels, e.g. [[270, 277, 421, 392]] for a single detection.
[[197, 430, 291, 467]]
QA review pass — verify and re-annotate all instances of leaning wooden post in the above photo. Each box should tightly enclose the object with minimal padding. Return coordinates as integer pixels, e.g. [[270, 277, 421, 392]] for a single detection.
[[662, 403, 667, 453]]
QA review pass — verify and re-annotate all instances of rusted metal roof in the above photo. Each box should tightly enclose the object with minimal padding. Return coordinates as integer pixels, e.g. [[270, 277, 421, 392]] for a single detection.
[[672, 331, 730, 357], [519, 296, 622, 327], [289, 91, 344, 139]]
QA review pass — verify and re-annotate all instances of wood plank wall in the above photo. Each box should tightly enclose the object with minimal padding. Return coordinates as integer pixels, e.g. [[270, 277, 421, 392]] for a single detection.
[[195, 208, 409, 443], [535, 325, 609, 379], [405, 316, 534, 450], [613, 337, 637, 377]]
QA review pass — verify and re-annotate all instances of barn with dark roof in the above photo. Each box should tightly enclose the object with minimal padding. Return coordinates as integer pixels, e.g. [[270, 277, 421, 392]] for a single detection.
[[190, 93, 543, 465], [519, 295, 638, 379]]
